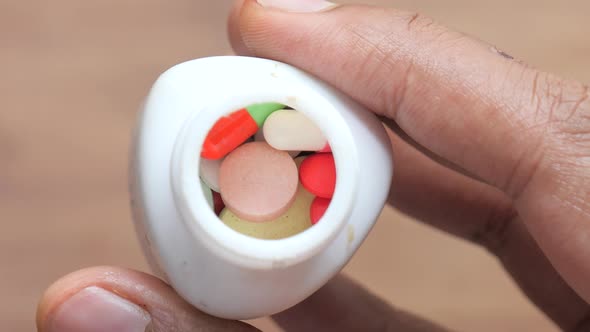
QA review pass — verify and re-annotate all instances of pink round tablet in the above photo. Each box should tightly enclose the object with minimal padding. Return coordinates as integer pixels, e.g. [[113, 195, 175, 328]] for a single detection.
[[310, 197, 331, 225], [219, 142, 299, 222], [299, 153, 336, 199]]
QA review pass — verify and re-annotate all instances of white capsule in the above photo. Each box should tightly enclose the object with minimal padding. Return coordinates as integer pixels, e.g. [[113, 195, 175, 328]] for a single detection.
[[255, 124, 300, 157], [263, 110, 329, 152]]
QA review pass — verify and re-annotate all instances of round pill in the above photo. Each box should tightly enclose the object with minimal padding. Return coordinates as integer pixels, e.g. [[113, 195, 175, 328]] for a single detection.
[[200, 158, 223, 192], [310, 197, 331, 225], [219, 142, 299, 222], [263, 109, 329, 152], [220, 184, 314, 239], [299, 153, 336, 199]]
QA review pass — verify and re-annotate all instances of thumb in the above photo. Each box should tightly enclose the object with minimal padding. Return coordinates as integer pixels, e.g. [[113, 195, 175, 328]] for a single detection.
[[37, 267, 258, 332], [228, 0, 590, 304]]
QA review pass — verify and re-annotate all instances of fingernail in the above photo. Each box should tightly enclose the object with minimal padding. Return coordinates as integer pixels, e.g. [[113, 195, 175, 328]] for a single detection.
[[46, 286, 151, 332], [257, 0, 337, 13]]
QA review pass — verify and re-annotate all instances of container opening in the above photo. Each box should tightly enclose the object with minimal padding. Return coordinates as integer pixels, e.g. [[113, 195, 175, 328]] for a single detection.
[[198, 102, 337, 240]]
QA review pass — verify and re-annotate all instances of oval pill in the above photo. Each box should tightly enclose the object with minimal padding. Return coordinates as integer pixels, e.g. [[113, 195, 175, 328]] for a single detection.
[[200, 158, 222, 192], [219, 142, 299, 222], [255, 127, 300, 158], [299, 153, 336, 199], [263, 109, 329, 152], [310, 197, 331, 225], [219, 184, 314, 239]]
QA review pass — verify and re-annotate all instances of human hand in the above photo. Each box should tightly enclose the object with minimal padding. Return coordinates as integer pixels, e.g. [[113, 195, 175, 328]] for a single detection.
[[36, 1, 590, 331], [228, 0, 590, 330]]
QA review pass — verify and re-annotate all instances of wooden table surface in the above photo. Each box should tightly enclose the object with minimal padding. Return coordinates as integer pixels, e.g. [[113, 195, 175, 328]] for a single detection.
[[1, 0, 589, 331]]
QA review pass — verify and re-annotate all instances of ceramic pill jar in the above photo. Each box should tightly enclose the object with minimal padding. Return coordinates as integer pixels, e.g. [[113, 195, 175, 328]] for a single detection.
[[130, 56, 393, 319]]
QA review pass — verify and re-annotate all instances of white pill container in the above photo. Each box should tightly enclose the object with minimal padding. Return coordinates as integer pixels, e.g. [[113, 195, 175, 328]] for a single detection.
[[130, 56, 393, 319]]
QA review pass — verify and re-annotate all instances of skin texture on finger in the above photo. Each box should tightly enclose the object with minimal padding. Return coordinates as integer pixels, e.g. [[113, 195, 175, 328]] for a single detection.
[[228, 0, 590, 307], [385, 124, 513, 240], [273, 275, 449, 332], [381, 116, 485, 183], [385, 125, 590, 330], [37, 266, 259, 332], [229, 0, 544, 197]]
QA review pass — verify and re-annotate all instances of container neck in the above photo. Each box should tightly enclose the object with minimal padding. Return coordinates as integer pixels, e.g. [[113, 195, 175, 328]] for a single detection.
[[170, 88, 359, 270]]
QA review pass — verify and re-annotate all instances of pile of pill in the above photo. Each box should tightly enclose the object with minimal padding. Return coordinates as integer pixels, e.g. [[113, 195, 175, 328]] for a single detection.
[[199, 103, 336, 240]]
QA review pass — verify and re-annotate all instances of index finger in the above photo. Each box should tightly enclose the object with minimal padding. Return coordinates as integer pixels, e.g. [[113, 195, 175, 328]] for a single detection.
[[229, 0, 582, 197], [228, 0, 590, 304]]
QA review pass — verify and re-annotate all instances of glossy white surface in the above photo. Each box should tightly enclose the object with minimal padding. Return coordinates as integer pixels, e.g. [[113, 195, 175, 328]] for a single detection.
[[263, 109, 327, 151]]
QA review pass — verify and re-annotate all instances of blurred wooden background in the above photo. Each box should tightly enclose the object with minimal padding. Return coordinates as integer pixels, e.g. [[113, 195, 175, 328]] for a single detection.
[[1, 0, 589, 331]]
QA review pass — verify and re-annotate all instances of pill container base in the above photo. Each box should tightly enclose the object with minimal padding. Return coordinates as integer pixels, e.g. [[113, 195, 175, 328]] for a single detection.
[[130, 56, 393, 319]]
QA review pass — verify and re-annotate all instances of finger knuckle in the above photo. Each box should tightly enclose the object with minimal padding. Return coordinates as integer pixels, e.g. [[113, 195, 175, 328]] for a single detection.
[[526, 71, 590, 174], [403, 11, 435, 32], [402, 11, 466, 48], [554, 82, 590, 144], [528, 72, 590, 137], [500, 70, 590, 198]]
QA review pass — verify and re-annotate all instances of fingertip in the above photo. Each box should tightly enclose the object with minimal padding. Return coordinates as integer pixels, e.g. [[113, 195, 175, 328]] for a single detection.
[[228, 0, 257, 56], [227, 0, 325, 57], [36, 266, 153, 331], [36, 266, 259, 332], [227, 0, 246, 54]]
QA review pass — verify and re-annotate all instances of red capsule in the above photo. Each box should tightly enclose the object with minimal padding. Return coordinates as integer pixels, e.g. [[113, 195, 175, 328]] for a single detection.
[[201, 109, 258, 160]]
